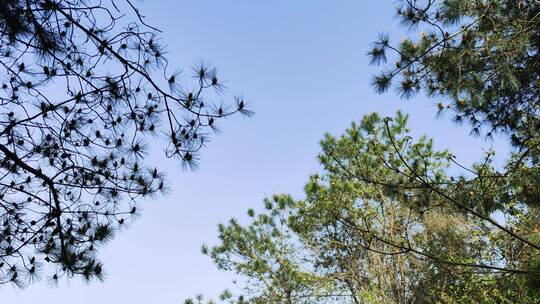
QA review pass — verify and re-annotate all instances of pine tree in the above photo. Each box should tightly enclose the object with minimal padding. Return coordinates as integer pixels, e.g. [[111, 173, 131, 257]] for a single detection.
[[191, 1, 540, 302], [370, 0, 540, 146], [0, 0, 251, 286], [196, 112, 540, 303]]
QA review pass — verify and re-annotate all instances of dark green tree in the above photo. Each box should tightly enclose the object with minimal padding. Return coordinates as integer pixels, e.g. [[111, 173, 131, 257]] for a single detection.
[[370, 0, 539, 145], [0, 0, 250, 287]]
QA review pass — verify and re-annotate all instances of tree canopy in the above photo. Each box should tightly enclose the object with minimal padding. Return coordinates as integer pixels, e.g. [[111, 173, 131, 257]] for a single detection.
[[187, 1, 540, 303], [370, 0, 539, 146], [191, 112, 539, 303], [0, 0, 249, 286]]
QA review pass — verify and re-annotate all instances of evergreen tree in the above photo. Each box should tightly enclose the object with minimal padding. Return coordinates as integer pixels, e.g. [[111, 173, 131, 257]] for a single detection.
[[0, 0, 250, 286], [192, 112, 539, 303], [189, 1, 540, 302], [369, 0, 540, 146]]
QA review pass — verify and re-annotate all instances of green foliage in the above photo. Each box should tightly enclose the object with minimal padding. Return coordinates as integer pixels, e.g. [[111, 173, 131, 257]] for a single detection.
[[203, 195, 336, 304], [194, 112, 540, 303], [191, 2, 540, 299], [184, 1, 540, 303], [370, 0, 540, 145]]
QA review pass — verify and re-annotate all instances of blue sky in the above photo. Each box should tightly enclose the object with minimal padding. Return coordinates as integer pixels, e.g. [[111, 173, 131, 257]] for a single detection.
[[3, 1, 507, 303]]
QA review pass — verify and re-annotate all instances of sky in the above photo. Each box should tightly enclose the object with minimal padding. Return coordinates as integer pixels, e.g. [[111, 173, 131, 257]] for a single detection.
[[3, 1, 508, 303]]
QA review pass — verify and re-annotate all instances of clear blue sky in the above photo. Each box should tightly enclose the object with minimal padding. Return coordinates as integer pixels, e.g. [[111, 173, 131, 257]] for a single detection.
[[3, 1, 507, 303]]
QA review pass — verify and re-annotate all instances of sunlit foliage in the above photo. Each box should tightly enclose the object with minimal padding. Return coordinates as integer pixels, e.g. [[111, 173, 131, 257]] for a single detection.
[[187, 1, 540, 302], [191, 113, 540, 303]]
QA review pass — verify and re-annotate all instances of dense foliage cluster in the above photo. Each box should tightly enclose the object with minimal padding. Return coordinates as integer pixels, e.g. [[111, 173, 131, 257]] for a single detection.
[[0, 0, 249, 286], [370, 0, 539, 145]]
